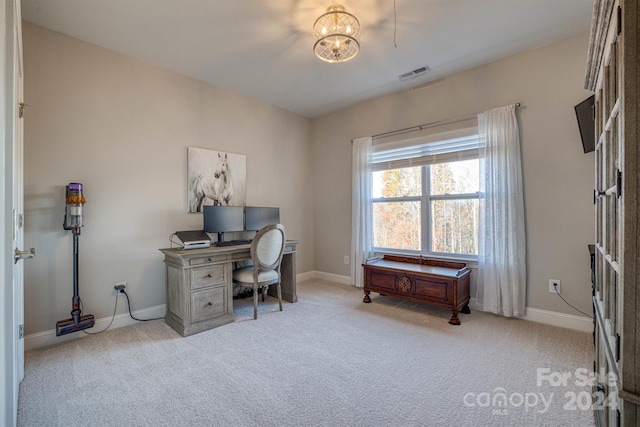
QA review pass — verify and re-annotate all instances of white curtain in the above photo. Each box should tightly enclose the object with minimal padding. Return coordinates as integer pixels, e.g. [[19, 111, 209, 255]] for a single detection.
[[476, 105, 526, 317], [350, 137, 373, 288]]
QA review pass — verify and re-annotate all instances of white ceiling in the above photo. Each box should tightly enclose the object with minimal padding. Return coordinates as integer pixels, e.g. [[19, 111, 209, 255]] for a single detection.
[[21, 0, 594, 118]]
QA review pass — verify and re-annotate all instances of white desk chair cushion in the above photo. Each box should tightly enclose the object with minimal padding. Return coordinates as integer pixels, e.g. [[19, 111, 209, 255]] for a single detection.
[[232, 224, 286, 319], [233, 266, 278, 284]]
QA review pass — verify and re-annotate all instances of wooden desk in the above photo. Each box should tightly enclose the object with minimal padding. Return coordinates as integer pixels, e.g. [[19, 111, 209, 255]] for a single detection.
[[159, 240, 298, 336], [363, 255, 471, 325]]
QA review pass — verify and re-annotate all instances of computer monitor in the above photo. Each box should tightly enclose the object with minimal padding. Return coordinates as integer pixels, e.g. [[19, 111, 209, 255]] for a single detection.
[[245, 206, 280, 231], [203, 205, 244, 244]]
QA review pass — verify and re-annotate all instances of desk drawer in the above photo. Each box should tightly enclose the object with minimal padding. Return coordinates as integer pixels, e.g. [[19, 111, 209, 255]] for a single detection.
[[190, 254, 227, 266], [191, 264, 226, 290], [191, 285, 228, 324]]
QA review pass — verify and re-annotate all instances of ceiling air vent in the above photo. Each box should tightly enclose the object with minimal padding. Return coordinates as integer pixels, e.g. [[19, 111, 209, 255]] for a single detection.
[[398, 65, 431, 81]]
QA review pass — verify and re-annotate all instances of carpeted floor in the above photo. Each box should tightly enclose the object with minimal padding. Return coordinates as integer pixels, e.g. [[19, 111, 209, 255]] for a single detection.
[[18, 279, 595, 426]]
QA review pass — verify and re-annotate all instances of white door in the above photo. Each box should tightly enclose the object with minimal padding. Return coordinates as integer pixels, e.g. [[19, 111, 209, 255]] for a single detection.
[[11, 0, 28, 422]]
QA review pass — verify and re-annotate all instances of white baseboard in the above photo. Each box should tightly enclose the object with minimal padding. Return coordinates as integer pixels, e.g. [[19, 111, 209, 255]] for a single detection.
[[26, 273, 593, 350], [468, 298, 592, 332], [27, 271, 333, 351], [310, 271, 592, 332], [520, 306, 593, 332], [25, 304, 166, 351], [302, 270, 351, 285], [296, 270, 318, 283]]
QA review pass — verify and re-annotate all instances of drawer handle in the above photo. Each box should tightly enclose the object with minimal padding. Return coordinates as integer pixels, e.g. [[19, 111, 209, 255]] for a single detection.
[[207, 273, 213, 278], [208, 258, 212, 262], [207, 302, 212, 306]]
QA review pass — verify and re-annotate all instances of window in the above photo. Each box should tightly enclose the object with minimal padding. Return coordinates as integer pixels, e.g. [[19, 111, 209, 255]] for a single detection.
[[371, 129, 481, 257]]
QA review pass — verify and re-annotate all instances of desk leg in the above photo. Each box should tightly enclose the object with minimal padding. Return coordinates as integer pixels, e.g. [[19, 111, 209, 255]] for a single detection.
[[269, 251, 297, 303]]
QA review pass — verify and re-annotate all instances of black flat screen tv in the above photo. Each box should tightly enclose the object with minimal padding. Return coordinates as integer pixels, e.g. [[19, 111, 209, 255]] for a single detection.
[[575, 95, 595, 153], [245, 206, 280, 231]]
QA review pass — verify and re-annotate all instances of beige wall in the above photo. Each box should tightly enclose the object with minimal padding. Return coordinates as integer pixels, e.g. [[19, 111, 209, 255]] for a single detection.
[[22, 23, 314, 335], [23, 21, 595, 337], [311, 32, 595, 316]]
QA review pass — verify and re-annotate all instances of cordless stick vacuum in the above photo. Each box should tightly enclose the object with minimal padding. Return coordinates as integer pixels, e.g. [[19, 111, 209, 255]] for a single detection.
[[56, 183, 95, 336]]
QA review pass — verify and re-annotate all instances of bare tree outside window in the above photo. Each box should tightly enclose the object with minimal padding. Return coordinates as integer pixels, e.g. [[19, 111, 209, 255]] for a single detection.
[[372, 159, 480, 255], [430, 160, 479, 255], [373, 166, 421, 250]]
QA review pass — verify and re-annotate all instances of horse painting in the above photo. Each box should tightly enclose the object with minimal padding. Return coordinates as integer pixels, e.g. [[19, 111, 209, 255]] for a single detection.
[[192, 153, 234, 212]]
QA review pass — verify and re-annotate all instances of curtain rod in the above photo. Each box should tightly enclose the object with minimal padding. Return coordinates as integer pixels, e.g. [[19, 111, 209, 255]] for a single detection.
[[371, 103, 521, 141]]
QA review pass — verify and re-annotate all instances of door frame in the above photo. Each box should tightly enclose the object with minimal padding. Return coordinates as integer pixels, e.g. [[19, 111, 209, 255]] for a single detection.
[[12, 0, 24, 409], [1, 0, 22, 425]]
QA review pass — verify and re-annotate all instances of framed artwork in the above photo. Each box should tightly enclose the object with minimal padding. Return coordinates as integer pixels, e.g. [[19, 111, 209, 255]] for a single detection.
[[187, 147, 246, 213]]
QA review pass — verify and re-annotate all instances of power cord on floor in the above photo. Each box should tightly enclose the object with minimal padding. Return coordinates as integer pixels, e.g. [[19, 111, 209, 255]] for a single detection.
[[120, 289, 164, 322], [81, 295, 119, 335], [81, 288, 162, 335], [553, 283, 592, 318]]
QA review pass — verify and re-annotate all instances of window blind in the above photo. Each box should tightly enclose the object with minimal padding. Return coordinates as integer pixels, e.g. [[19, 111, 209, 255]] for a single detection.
[[372, 127, 481, 171]]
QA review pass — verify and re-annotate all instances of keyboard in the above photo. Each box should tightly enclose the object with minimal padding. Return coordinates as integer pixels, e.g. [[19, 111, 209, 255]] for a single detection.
[[214, 239, 251, 247]]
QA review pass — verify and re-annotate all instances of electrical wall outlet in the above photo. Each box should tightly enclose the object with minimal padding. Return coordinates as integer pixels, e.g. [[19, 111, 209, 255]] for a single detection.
[[114, 281, 126, 292], [343, 255, 350, 265], [549, 279, 561, 294]]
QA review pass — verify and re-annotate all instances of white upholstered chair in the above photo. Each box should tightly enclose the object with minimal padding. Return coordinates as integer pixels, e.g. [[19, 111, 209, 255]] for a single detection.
[[232, 224, 286, 319]]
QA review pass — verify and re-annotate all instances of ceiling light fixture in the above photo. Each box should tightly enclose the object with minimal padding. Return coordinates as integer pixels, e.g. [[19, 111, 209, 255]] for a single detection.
[[313, 5, 360, 63]]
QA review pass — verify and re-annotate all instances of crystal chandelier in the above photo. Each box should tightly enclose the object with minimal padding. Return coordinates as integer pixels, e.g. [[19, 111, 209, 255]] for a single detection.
[[313, 5, 360, 63]]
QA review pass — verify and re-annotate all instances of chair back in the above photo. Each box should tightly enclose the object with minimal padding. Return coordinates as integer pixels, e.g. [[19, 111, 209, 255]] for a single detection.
[[251, 224, 286, 273]]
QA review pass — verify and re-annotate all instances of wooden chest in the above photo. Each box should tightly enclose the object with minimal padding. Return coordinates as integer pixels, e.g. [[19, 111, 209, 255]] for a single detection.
[[362, 255, 471, 325]]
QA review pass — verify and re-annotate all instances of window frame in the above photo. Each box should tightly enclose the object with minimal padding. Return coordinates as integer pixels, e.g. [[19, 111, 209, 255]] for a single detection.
[[371, 128, 481, 260]]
